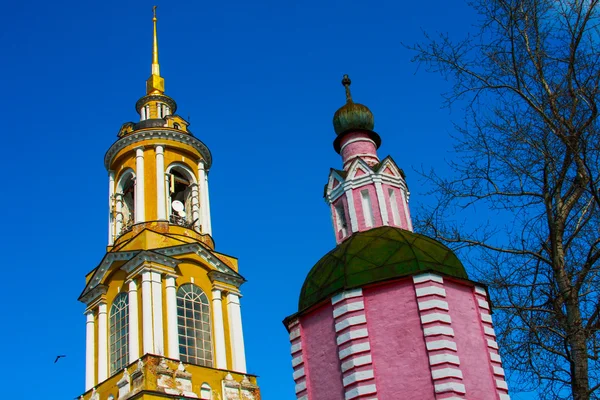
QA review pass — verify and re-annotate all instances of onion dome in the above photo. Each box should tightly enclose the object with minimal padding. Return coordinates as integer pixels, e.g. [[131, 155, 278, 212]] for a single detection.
[[298, 226, 468, 311], [333, 75, 375, 135]]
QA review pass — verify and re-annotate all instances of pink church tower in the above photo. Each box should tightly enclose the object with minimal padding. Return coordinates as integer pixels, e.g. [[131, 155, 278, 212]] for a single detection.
[[284, 76, 511, 400]]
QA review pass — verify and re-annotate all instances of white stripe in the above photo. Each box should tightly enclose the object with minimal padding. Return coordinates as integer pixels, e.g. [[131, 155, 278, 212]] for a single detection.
[[475, 286, 487, 296], [291, 342, 302, 353], [499, 394, 511, 400], [333, 300, 365, 318], [431, 367, 463, 380], [490, 352, 502, 363], [335, 315, 367, 332], [337, 328, 368, 346], [418, 299, 449, 311], [478, 299, 490, 309], [343, 369, 374, 387], [429, 353, 460, 366], [289, 328, 300, 340], [481, 313, 493, 323], [426, 340, 457, 351], [434, 382, 466, 394], [345, 384, 377, 400], [484, 326, 496, 337], [424, 325, 455, 337], [341, 354, 372, 372], [332, 289, 363, 305], [487, 339, 499, 349], [496, 379, 508, 390], [421, 313, 452, 324], [292, 367, 305, 380], [416, 286, 447, 298], [297, 396, 308, 400], [291, 355, 303, 367], [413, 273, 444, 284], [493, 366, 505, 376], [339, 342, 371, 360], [295, 380, 306, 394]]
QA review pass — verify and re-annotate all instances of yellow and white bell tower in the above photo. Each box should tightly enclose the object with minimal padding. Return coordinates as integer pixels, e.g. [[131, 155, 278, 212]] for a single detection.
[[78, 8, 260, 400]]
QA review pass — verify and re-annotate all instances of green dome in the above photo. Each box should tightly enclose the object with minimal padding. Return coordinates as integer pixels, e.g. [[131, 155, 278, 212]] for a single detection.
[[332, 74, 375, 135], [333, 102, 375, 135], [299, 227, 468, 311]]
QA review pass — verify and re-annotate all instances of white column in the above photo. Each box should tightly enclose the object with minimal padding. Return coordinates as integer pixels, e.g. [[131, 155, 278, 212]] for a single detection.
[[211, 289, 227, 369], [191, 183, 200, 231], [128, 279, 140, 363], [226, 293, 247, 373], [402, 190, 413, 231], [345, 188, 359, 232], [141, 106, 146, 121], [135, 147, 145, 223], [141, 271, 154, 354], [165, 275, 179, 360], [108, 171, 115, 245], [115, 193, 124, 237], [85, 310, 95, 390], [155, 145, 166, 220], [151, 271, 164, 355], [374, 180, 389, 225], [97, 302, 108, 382], [197, 161, 208, 234], [204, 169, 212, 235]]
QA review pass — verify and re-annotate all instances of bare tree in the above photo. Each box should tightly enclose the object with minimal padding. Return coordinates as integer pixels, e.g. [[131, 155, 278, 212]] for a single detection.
[[408, 1, 600, 399]]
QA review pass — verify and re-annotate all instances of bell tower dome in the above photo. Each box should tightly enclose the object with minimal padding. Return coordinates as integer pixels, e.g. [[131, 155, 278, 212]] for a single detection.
[[78, 9, 260, 400]]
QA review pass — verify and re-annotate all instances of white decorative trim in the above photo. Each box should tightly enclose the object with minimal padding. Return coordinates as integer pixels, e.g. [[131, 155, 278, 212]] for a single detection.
[[499, 394, 511, 400], [291, 355, 303, 368], [487, 339, 499, 349], [429, 354, 461, 366], [418, 299, 449, 311], [493, 366, 505, 376], [484, 326, 496, 336], [340, 136, 377, 153], [342, 370, 375, 386], [335, 315, 367, 332], [478, 299, 490, 309], [481, 313, 493, 323], [295, 381, 307, 394], [336, 328, 369, 345], [421, 313, 452, 324], [344, 384, 377, 400], [434, 382, 466, 394], [496, 380, 508, 390], [333, 300, 365, 318], [475, 286, 487, 296], [345, 189, 359, 233], [227, 293, 247, 373], [423, 326, 455, 337], [292, 367, 305, 380], [134, 147, 145, 223], [431, 367, 464, 380], [341, 354, 372, 372], [289, 328, 300, 341], [332, 288, 363, 305], [339, 342, 371, 360], [490, 352, 502, 363], [416, 286, 447, 298], [426, 340, 457, 351], [413, 273, 444, 284], [291, 342, 302, 354]]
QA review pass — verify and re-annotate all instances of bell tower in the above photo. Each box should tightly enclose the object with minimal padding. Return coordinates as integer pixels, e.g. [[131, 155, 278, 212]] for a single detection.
[[78, 9, 260, 400]]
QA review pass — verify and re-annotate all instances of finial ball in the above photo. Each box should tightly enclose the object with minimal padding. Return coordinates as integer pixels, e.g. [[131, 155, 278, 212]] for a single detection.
[[342, 74, 351, 87]]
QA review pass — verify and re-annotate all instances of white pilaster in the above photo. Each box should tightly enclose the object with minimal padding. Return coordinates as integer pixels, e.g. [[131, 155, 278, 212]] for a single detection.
[[155, 145, 166, 220], [141, 271, 154, 354], [226, 293, 247, 373], [151, 271, 164, 355], [115, 193, 123, 238], [135, 147, 145, 223], [198, 161, 212, 235], [191, 183, 200, 231], [97, 302, 108, 383], [345, 188, 359, 232], [85, 310, 95, 390], [108, 171, 115, 245], [402, 189, 413, 231], [211, 289, 227, 369], [128, 279, 140, 363], [165, 275, 179, 360], [204, 170, 212, 235], [374, 180, 389, 225]]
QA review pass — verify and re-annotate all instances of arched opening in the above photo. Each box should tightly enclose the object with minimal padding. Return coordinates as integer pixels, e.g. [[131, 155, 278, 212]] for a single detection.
[[109, 292, 129, 375], [200, 383, 212, 399], [115, 170, 135, 236], [176, 284, 213, 367], [166, 164, 198, 229]]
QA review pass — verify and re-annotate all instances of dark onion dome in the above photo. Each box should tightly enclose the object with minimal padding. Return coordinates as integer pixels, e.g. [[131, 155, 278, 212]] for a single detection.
[[333, 74, 375, 135], [298, 226, 468, 311]]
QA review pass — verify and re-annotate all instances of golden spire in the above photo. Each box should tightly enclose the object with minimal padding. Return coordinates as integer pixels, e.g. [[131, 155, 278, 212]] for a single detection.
[[146, 5, 165, 95]]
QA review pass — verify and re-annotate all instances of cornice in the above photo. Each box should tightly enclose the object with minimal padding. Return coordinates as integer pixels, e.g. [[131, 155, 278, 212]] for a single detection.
[[79, 251, 140, 302], [81, 284, 109, 307], [120, 250, 181, 276], [135, 94, 178, 114], [104, 129, 212, 170], [208, 270, 246, 289]]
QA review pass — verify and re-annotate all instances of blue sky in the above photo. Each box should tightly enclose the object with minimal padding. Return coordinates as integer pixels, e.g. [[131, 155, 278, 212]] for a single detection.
[[0, 1, 537, 399]]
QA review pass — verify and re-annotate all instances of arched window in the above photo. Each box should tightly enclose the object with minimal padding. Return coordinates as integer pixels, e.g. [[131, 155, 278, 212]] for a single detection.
[[116, 170, 135, 235], [200, 383, 212, 399], [177, 284, 212, 366], [167, 165, 197, 228], [109, 293, 129, 374]]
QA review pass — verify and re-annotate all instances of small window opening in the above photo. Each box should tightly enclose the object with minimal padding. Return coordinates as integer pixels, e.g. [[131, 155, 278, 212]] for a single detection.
[[169, 169, 194, 228], [361, 189, 374, 228], [334, 202, 348, 236], [388, 188, 402, 226], [173, 122, 180, 130], [200, 383, 212, 399], [118, 176, 135, 235]]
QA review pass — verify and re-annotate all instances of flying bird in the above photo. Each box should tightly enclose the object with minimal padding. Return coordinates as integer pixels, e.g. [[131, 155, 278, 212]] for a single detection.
[[54, 355, 66, 363]]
